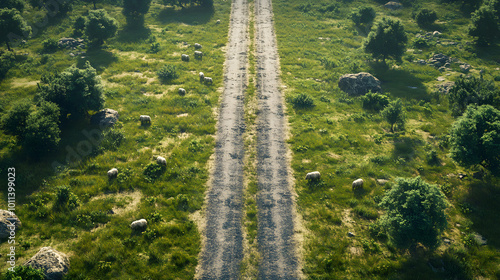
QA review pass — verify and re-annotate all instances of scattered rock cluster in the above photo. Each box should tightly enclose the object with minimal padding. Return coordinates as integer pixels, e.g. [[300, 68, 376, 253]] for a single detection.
[[24, 247, 70, 280], [58, 38, 85, 49], [420, 53, 473, 73], [435, 81, 455, 94], [338, 72, 381, 96]]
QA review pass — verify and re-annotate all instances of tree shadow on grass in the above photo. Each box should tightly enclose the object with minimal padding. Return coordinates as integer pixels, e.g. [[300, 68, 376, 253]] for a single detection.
[[157, 5, 215, 25], [77, 48, 118, 73], [392, 136, 423, 161], [117, 26, 152, 43], [465, 181, 500, 249], [368, 61, 429, 101], [396, 252, 473, 280]]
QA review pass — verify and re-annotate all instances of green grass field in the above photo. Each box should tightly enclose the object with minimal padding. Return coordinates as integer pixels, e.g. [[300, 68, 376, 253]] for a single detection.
[[272, 0, 500, 279], [0, 1, 230, 278], [1, 0, 500, 279]]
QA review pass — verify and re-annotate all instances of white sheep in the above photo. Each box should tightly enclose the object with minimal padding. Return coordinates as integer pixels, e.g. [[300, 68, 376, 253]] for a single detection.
[[157, 156, 167, 165], [181, 54, 190, 62], [130, 219, 147, 231], [305, 171, 321, 181], [204, 77, 213, 84], [178, 88, 186, 96], [199, 72, 205, 82], [194, 51, 203, 60], [352, 178, 364, 189], [194, 43, 202, 49], [107, 168, 118, 179]]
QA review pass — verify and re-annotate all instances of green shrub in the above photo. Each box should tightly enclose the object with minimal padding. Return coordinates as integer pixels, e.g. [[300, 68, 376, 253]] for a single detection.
[[290, 93, 315, 108], [427, 149, 440, 165], [415, 9, 438, 27], [362, 92, 390, 111], [143, 163, 166, 181], [171, 251, 190, 268], [412, 37, 429, 48], [42, 38, 59, 53], [54, 185, 80, 211], [4, 265, 45, 280], [157, 64, 179, 83], [73, 16, 86, 37], [100, 128, 125, 151], [350, 6, 376, 25]]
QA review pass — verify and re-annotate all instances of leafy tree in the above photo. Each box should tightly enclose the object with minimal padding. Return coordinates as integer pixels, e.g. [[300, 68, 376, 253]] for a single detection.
[[378, 177, 448, 251], [449, 105, 500, 172], [1, 98, 32, 137], [363, 17, 408, 62], [381, 98, 406, 132], [73, 16, 86, 37], [415, 8, 438, 27], [0, 0, 25, 12], [36, 61, 105, 119], [448, 75, 499, 116], [84, 9, 118, 47], [350, 6, 376, 26], [0, 51, 16, 78], [4, 265, 45, 280], [361, 91, 389, 111], [22, 101, 61, 155], [468, 4, 500, 45], [122, 0, 152, 27], [0, 8, 32, 51]]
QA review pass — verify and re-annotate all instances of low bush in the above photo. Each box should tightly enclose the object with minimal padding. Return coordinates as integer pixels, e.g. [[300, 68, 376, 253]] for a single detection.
[[290, 93, 315, 108], [415, 9, 438, 27], [362, 92, 389, 111], [157, 64, 179, 83]]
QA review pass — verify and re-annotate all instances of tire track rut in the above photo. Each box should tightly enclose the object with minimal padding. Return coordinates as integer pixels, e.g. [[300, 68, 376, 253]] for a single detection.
[[255, 0, 300, 278], [198, 0, 249, 278]]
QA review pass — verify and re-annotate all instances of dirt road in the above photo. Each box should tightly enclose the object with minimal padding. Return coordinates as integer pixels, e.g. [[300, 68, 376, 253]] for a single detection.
[[197, 0, 249, 278], [255, 0, 300, 278]]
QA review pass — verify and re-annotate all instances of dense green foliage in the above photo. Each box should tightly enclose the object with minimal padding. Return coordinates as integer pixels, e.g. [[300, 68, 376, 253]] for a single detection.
[[290, 93, 315, 109], [22, 101, 61, 155], [449, 105, 500, 172], [350, 6, 376, 26], [1, 98, 32, 137], [415, 8, 438, 27], [36, 61, 105, 119], [162, 0, 213, 8], [379, 177, 448, 250], [381, 98, 406, 132], [0, 0, 25, 12], [84, 9, 118, 47], [448, 75, 499, 116], [157, 64, 179, 83], [54, 185, 81, 211], [468, 4, 500, 45], [122, 0, 153, 27], [3, 265, 45, 280], [361, 91, 389, 111], [363, 17, 408, 62], [0, 8, 31, 51]]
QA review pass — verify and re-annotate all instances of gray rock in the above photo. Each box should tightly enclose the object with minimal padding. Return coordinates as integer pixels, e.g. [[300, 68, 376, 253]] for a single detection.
[[474, 233, 487, 245], [24, 247, 70, 280], [460, 64, 471, 73], [433, 31, 442, 37], [338, 72, 381, 96], [417, 59, 426, 65], [0, 210, 21, 239], [90, 109, 119, 128], [428, 53, 451, 68], [436, 82, 455, 94], [384, 1, 403, 10], [376, 179, 389, 185]]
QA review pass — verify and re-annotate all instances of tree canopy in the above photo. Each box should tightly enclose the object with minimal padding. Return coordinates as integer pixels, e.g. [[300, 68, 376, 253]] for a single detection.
[[0, 0, 25, 12], [0, 8, 32, 51], [379, 177, 448, 251], [363, 17, 408, 62], [84, 9, 118, 47], [449, 105, 500, 173], [448, 75, 499, 116], [350, 6, 376, 26], [22, 101, 61, 155], [122, 0, 152, 27], [381, 98, 406, 132], [468, 4, 500, 45], [36, 61, 105, 119]]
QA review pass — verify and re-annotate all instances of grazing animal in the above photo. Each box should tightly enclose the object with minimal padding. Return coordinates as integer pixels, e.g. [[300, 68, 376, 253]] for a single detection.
[[352, 178, 364, 189], [199, 72, 205, 82], [178, 88, 186, 96], [204, 77, 213, 84], [157, 156, 167, 165], [140, 115, 151, 125], [130, 219, 147, 231], [216, 19, 221, 24], [194, 43, 202, 49], [305, 171, 321, 181], [107, 168, 118, 179], [194, 51, 203, 60], [181, 54, 190, 62]]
